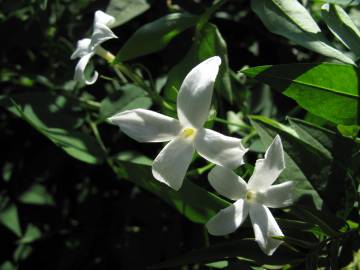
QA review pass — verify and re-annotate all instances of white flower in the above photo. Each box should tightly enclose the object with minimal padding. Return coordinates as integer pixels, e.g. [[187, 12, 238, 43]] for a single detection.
[[71, 10, 118, 85], [108, 56, 248, 190], [206, 135, 293, 256]]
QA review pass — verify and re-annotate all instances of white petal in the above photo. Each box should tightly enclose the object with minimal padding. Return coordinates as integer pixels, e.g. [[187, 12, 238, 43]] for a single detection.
[[177, 56, 221, 128], [94, 10, 116, 27], [152, 137, 194, 191], [208, 166, 247, 201], [91, 23, 118, 48], [259, 181, 294, 208], [74, 52, 98, 85], [71, 38, 92, 59], [206, 199, 249, 236], [195, 128, 248, 169], [108, 109, 182, 143], [248, 135, 285, 191], [249, 203, 283, 256]]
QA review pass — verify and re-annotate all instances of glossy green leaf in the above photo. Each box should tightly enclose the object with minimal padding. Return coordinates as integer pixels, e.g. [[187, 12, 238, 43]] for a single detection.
[[116, 13, 198, 62], [164, 23, 233, 103], [106, 0, 150, 27], [322, 4, 360, 57], [251, 0, 355, 64], [99, 84, 152, 121], [242, 63, 360, 125], [114, 156, 230, 224]]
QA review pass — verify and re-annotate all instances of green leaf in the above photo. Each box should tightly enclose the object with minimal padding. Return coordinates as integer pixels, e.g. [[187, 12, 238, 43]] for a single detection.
[[0, 93, 105, 164], [164, 23, 233, 104], [149, 239, 302, 269], [18, 224, 42, 244], [106, 0, 150, 27], [0, 204, 22, 237], [322, 4, 360, 57], [0, 261, 16, 270], [250, 116, 359, 217], [242, 63, 360, 125], [114, 157, 229, 224], [337, 124, 360, 138], [313, 0, 360, 6], [18, 184, 54, 206], [99, 84, 152, 121], [251, 0, 355, 64], [116, 13, 198, 62], [250, 115, 323, 209], [288, 117, 359, 218]]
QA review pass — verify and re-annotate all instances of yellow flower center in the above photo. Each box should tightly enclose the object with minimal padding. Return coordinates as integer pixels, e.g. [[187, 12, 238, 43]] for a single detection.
[[246, 191, 255, 202], [182, 128, 196, 138]]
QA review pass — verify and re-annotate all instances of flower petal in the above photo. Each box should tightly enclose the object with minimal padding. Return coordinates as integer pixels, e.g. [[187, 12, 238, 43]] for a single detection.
[[208, 166, 247, 200], [91, 23, 118, 48], [249, 203, 283, 256], [71, 38, 92, 59], [94, 10, 116, 27], [247, 135, 285, 191], [108, 109, 182, 143], [260, 181, 294, 208], [74, 52, 98, 85], [152, 137, 194, 191], [177, 56, 221, 128], [206, 199, 249, 236], [195, 128, 248, 169]]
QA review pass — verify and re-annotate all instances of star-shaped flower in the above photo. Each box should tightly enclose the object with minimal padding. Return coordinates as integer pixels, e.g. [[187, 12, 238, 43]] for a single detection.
[[71, 10, 118, 85], [206, 135, 293, 255], [109, 56, 248, 190]]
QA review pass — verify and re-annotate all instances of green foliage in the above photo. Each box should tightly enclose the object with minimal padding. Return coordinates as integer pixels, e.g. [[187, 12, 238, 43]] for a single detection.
[[243, 63, 360, 125], [116, 13, 198, 62], [251, 0, 355, 65], [1, 0, 360, 269]]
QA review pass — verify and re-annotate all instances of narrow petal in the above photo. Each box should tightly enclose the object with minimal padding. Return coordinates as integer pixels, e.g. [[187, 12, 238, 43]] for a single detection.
[[249, 203, 284, 256], [71, 38, 92, 59], [74, 52, 98, 85], [208, 166, 247, 201], [259, 181, 294, 208], [91, 23, 118, 48], [248, 135, 285, 191], [206, 199, 249, 236], [195, 128, 248, 169], [108, 109, 181, 143], [152, 137, 194, 191], [94, 10, 116, 27], [177, 56, 221, 128]]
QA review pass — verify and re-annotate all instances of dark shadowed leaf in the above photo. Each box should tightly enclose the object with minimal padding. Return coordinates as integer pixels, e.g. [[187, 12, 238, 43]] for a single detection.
[[106, 0, 150, 27], [116, 13, 198, 61]]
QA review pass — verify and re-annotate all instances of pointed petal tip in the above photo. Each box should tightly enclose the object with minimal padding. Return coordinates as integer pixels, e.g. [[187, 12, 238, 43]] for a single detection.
[[208, 56, 222, 66], [152, 166, 182, 191]]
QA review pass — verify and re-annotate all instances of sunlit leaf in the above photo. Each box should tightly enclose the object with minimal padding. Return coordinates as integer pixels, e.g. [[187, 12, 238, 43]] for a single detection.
[[243, 63, 360, 125], [251, 0, 355, 64]]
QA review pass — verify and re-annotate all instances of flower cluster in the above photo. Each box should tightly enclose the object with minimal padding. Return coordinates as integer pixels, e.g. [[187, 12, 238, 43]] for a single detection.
[[108, 56, 293, 255], [72, 11, 294, 256], [71, 11, 117, 85]]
